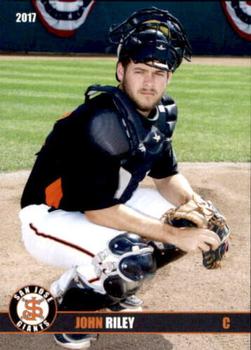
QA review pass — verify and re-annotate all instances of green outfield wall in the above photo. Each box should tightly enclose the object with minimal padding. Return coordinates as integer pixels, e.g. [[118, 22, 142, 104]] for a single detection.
[[0, 0, 250, 56]]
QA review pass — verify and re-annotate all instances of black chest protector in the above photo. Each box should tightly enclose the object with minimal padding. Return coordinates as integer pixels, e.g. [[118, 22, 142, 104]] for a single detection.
[[85, 85, 177, 202]]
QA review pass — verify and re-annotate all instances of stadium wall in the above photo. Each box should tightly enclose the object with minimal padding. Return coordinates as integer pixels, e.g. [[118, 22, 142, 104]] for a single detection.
[[0, 0, 250, 56]]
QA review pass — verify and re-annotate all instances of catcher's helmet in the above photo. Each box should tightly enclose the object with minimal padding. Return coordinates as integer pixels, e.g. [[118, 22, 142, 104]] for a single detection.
[[109, 7, 192, 73]]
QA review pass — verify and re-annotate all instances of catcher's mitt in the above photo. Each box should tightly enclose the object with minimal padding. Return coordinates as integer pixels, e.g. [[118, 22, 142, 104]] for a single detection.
[[162, 196, 230, 269]]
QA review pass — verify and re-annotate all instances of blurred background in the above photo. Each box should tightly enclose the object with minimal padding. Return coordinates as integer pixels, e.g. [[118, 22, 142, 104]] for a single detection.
[[0, 0, 250, 56]]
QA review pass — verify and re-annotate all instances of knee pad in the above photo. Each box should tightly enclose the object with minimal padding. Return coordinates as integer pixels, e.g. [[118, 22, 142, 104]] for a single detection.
[[93, 233, 157, 299]]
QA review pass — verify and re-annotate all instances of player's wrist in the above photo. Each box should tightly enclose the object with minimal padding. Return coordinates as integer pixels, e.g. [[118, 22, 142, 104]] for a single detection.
[[162, 223, 179, 246]]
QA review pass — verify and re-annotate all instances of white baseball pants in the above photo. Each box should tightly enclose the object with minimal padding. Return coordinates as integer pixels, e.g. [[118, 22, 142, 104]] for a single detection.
[[19, 187, 173, 286]]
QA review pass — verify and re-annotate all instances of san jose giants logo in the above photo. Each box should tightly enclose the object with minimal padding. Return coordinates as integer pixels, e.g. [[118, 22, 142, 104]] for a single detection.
[[9, 285, 57, 333]]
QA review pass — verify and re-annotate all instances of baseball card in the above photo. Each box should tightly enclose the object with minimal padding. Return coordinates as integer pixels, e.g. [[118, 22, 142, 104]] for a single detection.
[[0, 1, 250, 349]]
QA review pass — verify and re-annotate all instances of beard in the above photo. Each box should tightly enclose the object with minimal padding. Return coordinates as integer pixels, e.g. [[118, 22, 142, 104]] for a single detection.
[[121, 81, 163, 116]]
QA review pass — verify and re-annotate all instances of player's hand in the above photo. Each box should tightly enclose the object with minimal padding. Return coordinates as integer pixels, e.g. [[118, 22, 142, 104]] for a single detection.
[[165, 226, 221, 253]]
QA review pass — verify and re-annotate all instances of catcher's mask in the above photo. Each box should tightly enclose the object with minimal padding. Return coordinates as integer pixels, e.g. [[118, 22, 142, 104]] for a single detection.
[[93, 233, 157, 299], [109, 7, 192, 75]]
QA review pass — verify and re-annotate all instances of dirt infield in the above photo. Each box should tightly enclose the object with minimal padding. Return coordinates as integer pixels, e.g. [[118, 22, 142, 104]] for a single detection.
[[0, 163, 250, 349]]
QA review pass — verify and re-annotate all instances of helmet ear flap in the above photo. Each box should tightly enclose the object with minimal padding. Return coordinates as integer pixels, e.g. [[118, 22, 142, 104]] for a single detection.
[[174, 48, 184, 70]]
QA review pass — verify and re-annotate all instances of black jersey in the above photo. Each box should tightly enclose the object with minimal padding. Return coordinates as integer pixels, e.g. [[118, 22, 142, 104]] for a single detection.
[[21, 86, 178, 212]]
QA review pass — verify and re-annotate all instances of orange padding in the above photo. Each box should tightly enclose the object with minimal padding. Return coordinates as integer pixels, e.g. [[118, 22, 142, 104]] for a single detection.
[[45, 178, 63, 208]]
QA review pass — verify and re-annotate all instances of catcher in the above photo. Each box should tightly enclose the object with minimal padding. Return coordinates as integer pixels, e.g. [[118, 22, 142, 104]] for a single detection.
[[19, 7, 229, 349]]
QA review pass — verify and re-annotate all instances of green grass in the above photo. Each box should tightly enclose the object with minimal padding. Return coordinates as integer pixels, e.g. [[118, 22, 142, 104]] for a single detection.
[[169, 65, 250, 162], [0, 58, 250, 171]]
